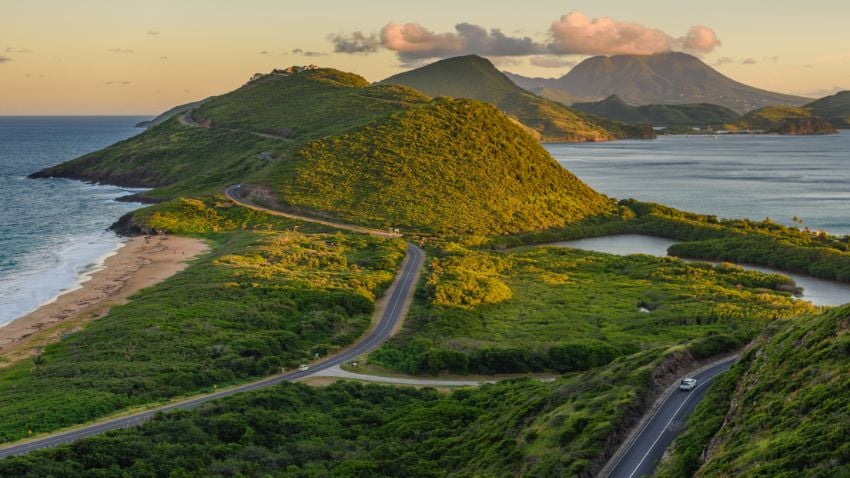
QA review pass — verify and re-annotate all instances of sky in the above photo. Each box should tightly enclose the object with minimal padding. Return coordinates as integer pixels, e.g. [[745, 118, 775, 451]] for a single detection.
[[2, 0, 849, 115]]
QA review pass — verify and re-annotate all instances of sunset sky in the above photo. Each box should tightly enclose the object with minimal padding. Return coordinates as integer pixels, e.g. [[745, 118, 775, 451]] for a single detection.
[[2, 0, 848, 115]]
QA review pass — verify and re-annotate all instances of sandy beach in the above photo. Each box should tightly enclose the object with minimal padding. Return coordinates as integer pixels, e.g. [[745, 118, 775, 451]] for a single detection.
[[0, 235, 208, 365]]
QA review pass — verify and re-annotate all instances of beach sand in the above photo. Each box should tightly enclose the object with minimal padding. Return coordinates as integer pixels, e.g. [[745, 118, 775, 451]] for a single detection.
[[0, 235, 208, 365]]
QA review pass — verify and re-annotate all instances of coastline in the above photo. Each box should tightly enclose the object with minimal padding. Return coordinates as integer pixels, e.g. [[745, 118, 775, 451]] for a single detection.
[[0, 235, 208, 365]]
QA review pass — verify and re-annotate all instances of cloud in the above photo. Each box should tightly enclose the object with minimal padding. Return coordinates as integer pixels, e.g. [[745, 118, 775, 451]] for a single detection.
[[714, 56, 734, 66], [0, 56, 11, 64], [292, 48, 326, 57], [328, 31, 381, 54], [105, 80, 131, 85], [331, 11, 721, 66], [146, 30, 159, 36], [159, 56, 168, 60], [765, 55, 779, 62], [741, 58, 757, 65], [5, 46, 31, 53], [107, 48, 134, 54], [258, 50, 270, 55], [529, 55, 577, 68], [380, 22, 545, 64], [548, 12, 720, 56]]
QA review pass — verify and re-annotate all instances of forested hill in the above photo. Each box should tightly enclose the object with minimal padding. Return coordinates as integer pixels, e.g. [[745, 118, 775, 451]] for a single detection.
[[31, 67, 614, 235], [379, 55, 654, 141]]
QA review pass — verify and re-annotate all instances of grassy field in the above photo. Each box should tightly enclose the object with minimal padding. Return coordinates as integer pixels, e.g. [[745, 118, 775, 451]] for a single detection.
[[370, 243, 814, 375], [0, 206, 406, 442], [0, 340, 735, 477]]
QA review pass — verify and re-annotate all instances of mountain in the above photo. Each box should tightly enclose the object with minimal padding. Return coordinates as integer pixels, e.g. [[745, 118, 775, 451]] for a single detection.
[[805, 91, 850, 128], [378, 55, 653, 141], [572, 95, 740, 127], [506, 52, 810, 113], [726, 106, 838, 134], [134, 98, 212, 128], [693, 304, 850, 476], [32, 67, 614, 235]]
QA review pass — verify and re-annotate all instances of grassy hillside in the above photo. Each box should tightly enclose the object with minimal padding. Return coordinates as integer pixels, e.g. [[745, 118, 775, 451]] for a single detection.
[[687, 305, 850, 477], [32, 67, 615, 235], [0, 340, 747, 477], [805, 90, 850, 128], [379, 55, 653, 141], [135, 97, 212, 128], [572, 95, 740, 127], [726, 106, 838, 134]]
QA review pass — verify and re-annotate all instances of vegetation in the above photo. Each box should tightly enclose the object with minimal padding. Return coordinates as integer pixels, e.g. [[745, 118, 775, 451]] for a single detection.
[[370, 243, 812, 375], [572, 95, 739, 127], [31, 67, 615, 235], [378, 55, 653, 141], [491, 200, 850, 283], [0, 340, 744, 477], [726, 106, 837, 134], [691, 305, 850, 477], [804, 90, 850, 128], [0, 224, 405, 442], [276, 97, 615, 234], [134, 97, 213, 129]]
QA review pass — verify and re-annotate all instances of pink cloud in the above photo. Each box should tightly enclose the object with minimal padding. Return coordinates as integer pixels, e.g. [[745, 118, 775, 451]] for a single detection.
[[548, 12, 720, 56]]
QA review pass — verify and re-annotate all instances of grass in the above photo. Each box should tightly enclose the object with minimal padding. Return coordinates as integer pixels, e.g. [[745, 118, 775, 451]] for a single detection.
[[692, 304, 850, 477], [0, 226, 406, 443], [370, 243, 814, 375], [0, 341, 736, 477]]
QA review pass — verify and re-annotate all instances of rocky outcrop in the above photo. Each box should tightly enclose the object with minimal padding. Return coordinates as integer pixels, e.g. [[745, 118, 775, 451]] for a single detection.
[[772, 116, 838, 135]]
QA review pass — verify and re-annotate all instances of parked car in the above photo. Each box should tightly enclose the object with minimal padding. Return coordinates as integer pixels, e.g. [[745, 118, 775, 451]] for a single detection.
[[298, 364, 309, 372], [679, 378, 697, 391]]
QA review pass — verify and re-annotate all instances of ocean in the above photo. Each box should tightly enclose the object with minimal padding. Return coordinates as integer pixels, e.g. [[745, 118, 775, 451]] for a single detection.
[[0, 116, 149, 327], [546, 133, 850, 235]]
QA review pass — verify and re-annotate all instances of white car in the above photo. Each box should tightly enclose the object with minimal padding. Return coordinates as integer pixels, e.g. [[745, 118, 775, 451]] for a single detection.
[[298, 364, 309, 372], [679, 378, 697, 391]]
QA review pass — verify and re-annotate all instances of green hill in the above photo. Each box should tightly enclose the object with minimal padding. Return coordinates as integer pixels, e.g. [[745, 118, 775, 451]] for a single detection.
[[691, 305, 850, 476], [572, 95, 740, 127], [805, 90, 850, 128], [134, 97, 212, 128], [31, 67, 614, 235], [726, 106, 838, 134], [378, 55, 653, 141]]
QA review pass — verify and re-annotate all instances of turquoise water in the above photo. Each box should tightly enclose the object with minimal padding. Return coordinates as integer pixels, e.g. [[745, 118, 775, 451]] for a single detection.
[[546, 133, 850, 235], [0, 116, 149, 326]]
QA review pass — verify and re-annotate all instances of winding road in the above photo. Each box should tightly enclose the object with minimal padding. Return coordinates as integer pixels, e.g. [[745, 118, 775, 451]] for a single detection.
[[0, 191, 424, 459], [603, 356, 736, 478], [4, 112, 742, 467]]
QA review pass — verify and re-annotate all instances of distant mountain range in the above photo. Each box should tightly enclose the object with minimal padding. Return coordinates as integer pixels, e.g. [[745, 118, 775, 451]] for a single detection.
[[379, 55, 653, 141], [726, 106, 838, 134], [571, 95, 740, 127], [505, 52, 810, 114]]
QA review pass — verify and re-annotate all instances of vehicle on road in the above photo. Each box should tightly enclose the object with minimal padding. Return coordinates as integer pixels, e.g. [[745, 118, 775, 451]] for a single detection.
[[679, 378, 697, 391], [298, 364, 309, 372]]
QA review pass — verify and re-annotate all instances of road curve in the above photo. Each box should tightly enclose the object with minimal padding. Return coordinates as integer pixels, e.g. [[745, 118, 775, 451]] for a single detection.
[[604, 356, 736, 478], [225, 185, 401, 238], [0, 204, 424, 459]]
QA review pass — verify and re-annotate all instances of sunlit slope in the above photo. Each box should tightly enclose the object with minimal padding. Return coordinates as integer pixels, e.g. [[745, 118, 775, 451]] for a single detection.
[[32, 68, 613, 235]]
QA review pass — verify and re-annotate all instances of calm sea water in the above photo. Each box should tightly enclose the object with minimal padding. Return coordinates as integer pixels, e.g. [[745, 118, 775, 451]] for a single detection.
[[0, 116, 149, 326], [546, 134, 850, 235]]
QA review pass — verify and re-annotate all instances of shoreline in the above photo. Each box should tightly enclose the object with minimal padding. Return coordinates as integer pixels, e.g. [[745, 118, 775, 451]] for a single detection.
[[0, 235, 208, 365]]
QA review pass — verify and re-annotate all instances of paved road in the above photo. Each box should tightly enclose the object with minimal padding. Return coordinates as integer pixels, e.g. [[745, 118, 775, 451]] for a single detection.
[[0, 208, 424, 458], [225, 185, 401, 238], [604, 357, 736, 478]]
